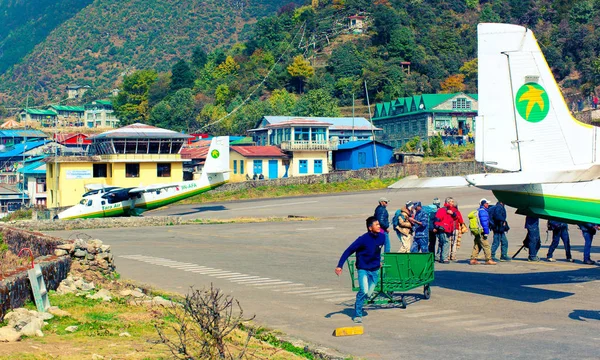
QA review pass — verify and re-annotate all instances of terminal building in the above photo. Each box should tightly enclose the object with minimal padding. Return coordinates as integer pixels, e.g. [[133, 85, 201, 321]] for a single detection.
[[45, 123, 191, 208]]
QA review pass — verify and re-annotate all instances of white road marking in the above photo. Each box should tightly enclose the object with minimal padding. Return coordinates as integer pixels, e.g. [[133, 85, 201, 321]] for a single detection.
[[423, 315, 481, 323], [298, 290, 341, 296], [182, 267, 211, 272], [491, 327, 555, 337], [238, 279, 283, 285], [452, 319, 504, 326], [188, 269, 224, 274], [231, 277, 271, 283], [209, 272, 242, 277], [402, 310, 459, 318], [468, 323, 528, 332], [232, 200, 318, 211], [283, 287, 323, 294], [194, 271, 233, 276], [249, 281, 293, 287], [253, 283, 305, 290], [217, 275, 258, 280]]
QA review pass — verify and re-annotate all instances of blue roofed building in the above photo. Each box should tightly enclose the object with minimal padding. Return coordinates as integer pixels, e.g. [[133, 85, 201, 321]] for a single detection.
[[17, 156, 47, 207], [333, 140, 395, 171], [0, 129, 48, 147]]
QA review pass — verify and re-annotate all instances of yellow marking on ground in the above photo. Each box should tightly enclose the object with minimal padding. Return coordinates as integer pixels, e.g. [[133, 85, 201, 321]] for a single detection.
[[333, 326, 364, 337]]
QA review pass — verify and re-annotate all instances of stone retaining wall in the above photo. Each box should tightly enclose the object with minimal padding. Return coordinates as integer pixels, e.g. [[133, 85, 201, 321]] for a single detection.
[[13, 216, 183, 232], [0, 256, 71, 321]]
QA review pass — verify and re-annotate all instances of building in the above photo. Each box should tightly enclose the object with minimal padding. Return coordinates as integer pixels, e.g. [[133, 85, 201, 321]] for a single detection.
[[18, 108, 58, 126], [0, 130, 47, 147], [180, 147, 209, 180], [54, 133, 92, 148], [333, 140, 395, 171], [372, 93, 478, 148], [84, 100, 120, 128], [0, 184, 27, 215], [47, 105, 85, 125], [45, 123, 191, 208], [66, 85, 91, 99], [230, 146, 288, 182], [17, 156, 47, 207], [348, 15, 366, 34], [250, 116, 380, 146]]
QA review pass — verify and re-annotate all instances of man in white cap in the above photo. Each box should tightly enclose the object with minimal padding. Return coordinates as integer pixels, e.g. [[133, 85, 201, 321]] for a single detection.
[[393, 200, 415, 253], [469, 198, 496, 265], [374, 197, 391, 253]]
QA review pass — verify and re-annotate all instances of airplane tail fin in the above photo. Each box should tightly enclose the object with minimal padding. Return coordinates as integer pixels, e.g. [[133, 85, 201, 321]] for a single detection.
[[202, 136, 230, 183], [477, 23, 598, 172]]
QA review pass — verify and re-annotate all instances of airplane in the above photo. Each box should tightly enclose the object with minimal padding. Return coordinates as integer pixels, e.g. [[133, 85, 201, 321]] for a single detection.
[[56, 136, 230, 220], [390, 23, 600, 225]]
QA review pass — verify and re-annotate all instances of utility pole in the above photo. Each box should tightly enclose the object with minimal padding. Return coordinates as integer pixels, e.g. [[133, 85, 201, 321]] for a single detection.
[[364, 80, 378, 168]]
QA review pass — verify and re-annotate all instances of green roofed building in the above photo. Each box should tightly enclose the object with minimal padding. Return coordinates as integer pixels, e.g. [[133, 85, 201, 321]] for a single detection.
[[372, 92, 478, 149], [84, 99, 120, 128], [19, 108, 58, 127], [47, 105, 85, 125]]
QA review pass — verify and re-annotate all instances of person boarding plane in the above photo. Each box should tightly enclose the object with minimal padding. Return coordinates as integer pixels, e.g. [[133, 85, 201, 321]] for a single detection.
[[390, 23, 600, 225], [56, 136, 230, 220]]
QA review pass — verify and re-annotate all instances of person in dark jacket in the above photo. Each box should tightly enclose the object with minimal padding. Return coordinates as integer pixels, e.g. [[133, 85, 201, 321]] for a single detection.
[[426, 198, 441, 253], [411, 202, 429, 253], [470, 199, 496, 265], [374, 197, 390, 253], [546, 221, 572, 262], [577, 223, 598, 265], [335, 216, 386, 323], [525, 216, 541, 261], [489, 201, 510, 262]]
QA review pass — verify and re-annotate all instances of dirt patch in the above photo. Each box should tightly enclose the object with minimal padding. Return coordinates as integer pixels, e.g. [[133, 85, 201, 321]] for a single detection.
[[0, 252, 32, 281]]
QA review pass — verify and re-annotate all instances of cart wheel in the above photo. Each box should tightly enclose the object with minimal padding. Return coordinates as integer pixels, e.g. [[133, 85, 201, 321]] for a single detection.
[[424, 285, 431, 300], [401, 296, 407, 309]]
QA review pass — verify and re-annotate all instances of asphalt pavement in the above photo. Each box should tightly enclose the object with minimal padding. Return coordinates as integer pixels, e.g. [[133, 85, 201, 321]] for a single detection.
[[46, 187, 600, 359]]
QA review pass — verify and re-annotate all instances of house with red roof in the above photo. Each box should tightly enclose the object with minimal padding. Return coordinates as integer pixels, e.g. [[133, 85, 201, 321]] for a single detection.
[[230, 146, 289, 181]]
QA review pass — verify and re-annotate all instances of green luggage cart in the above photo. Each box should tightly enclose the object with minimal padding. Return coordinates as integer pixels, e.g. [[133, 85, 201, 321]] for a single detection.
[[346, 253, 435, 308]]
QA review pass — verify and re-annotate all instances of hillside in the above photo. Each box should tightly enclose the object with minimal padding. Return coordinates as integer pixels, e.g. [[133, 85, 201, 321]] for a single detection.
[[0, 0, 297, 106]]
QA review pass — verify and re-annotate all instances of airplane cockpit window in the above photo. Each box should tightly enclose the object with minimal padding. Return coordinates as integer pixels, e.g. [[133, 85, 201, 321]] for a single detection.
[[80, 199, 86, 205], [101, 201, 106, 205], [87, 200, 93, 207]]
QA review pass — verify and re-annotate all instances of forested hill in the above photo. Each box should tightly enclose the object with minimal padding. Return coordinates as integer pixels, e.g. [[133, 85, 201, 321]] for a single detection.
[[0, 0, 296, 105]]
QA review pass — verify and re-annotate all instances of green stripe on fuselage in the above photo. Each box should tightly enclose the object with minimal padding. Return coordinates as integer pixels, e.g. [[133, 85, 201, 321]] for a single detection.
[[493, 189, 600, 224], [134, 181, 227, 211]]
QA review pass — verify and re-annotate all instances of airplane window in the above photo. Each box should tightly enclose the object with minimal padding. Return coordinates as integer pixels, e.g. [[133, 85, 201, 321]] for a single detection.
[[87, 200, 93, 206], [80, 199, 86, 205], [101, 201, 106, 205]]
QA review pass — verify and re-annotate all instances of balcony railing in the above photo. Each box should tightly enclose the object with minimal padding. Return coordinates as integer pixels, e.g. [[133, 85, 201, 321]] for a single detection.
[[280, 140, 338, 151]]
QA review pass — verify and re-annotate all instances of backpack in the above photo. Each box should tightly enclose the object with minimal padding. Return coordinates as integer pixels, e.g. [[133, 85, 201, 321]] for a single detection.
[[487, 205, 497, 230], [467, 209, 483, 235], [423, 205, 437, 230], [392, 209, 405, 229]]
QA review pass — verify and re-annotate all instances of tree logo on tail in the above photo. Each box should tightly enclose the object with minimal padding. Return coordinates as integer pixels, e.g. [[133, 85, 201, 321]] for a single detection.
[[211, 149, 220, 159], [516, 83, 549, 123]]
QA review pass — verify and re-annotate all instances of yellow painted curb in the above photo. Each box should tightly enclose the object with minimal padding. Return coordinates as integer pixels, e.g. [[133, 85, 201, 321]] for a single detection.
[[333, 326, 364, 337]]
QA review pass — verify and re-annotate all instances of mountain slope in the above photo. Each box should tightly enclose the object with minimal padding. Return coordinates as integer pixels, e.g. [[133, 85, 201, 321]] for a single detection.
[[0, 0, 292, 105]]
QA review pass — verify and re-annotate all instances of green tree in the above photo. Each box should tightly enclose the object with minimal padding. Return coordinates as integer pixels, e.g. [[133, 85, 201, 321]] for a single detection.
[[428, 135, 444, 157], [287, 55, 314, 93], [192, 46, 208, 68], [372, 5, 401, 45], [167, 88, 196, 131], [215, 56, 240, 78], [294, 88, 340, 117], [388, 26, 417, 61], [148, 73, 171, 107], [215, 84, 232, 105], [171, 59, 195, 92], [401, 136, 422, 152], [269, 88, 297, 115], [328, 43, 365, 78], [114, 69, 157, 125]]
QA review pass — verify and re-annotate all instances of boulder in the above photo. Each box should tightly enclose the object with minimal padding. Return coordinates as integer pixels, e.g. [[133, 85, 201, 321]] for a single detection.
[[56, 243, 74, 252], [86, 289, 112, 302], [100, 244, 111, 253], [65, 325, 78, 333], [0, 327, 21, 342], [48, 307, 71, 317], [74, 249, 87, 258], [119, 332, 131, 337], [54, 249, 68, 256]]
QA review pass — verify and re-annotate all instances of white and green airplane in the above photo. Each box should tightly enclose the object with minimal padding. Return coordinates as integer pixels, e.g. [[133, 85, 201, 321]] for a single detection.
[[56, 136, 230, 220], [390, 23, 600, 224]]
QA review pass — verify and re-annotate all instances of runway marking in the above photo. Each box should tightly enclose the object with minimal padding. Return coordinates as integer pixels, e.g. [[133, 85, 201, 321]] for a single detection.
[[230, 277, 272, 283], [283, 287, 324, 294], [299, 290, 344, 297], [250, 281, 295, 288], [491, 327, 555, 337], [467, 323, 527, 332], [402, 310, 458, 318], [452, 318, 504, 326], [232, 200, 318, 211], [210, 272, 242, 277]]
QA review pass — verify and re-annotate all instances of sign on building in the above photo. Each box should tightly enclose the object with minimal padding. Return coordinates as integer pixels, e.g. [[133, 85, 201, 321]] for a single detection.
[[66, 170, 92, 179]]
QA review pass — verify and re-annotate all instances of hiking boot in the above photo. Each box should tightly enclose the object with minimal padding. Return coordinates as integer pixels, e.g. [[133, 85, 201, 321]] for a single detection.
[[583, 259, 596, 265], [469, 259, 479, 265], [547, 257, 556, 262], [500, 256, 511, 262], [439, 260, 450, 264], [353, 317, 363, 324], [491, 257, 500, 262], [528, 256, 541, 262], [567, 258, 575, 262], [485, 259, 497, 265]]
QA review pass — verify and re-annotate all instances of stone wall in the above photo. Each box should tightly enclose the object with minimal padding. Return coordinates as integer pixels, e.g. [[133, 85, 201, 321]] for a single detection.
[[215, 161, 496, 193], [0, 256, 71, 321], [12, 216, 183, 232]]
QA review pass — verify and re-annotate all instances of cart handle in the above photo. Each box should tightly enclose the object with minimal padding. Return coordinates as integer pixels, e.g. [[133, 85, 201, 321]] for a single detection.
[[18, 248, 34, 269]]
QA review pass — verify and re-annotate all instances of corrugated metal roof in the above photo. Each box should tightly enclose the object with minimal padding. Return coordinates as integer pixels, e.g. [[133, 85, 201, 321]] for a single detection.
[[0, 140, 50, 159], [49, 105, 85, 112], [22, 108, 57, 116], [17, 161, 46, 174], [231, 146, 286, 157], [92, 123, 192, 140], [373, 93, 477, 120], [261, 116, 377, 130], [54, 133, 91, 143], [337, 140, 393, 150], [180, 147, 209, 160], [0, 130, 48, 138]]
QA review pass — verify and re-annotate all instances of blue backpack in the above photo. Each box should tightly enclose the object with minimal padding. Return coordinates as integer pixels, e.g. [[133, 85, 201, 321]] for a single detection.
[[422, 205, 438, 230]]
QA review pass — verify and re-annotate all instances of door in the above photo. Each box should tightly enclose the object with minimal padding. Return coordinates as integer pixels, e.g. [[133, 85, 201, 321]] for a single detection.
[[268, 160, 278, 179], [314, 160, 322, 174], [299, 160, 308, 174], [253, 160, 263, 175]]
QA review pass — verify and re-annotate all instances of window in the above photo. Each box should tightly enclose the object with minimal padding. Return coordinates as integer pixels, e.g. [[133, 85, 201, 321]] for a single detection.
[[299, 160, 308, 174], [314, 160, 323, 174], [435, 117, 452, 130], [93, 164, 107, 178], [240, 160, 244, 174], [295, 127, 310, 141], [311, 128, 326, 142], [233, 160, 238, 174], [126, 163, 140, 178], [452, 98, 472, 109], [358, 152, 366, 165], [157, 163, 171, 177]]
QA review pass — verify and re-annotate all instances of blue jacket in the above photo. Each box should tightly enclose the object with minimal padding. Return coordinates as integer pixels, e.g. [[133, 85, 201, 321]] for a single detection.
[[413, 209, 429, 238], [374, 204, 390, 231], [525, 216, 539, 230], [478, 206, 490, 235], [489, 202, 509, 232], [337, 231, 385, 271]]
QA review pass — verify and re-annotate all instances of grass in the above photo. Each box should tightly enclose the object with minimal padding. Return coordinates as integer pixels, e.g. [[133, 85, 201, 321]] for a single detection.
[[183, 177, 400, 204], [0, 291, 309, 360], [0, 209, 32, 222]]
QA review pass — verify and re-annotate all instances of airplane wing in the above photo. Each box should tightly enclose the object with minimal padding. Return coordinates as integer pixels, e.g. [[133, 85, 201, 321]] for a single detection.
[[467, 165, 600, 189], [128, 184, 180, 194], [388, 175, 470, 189]]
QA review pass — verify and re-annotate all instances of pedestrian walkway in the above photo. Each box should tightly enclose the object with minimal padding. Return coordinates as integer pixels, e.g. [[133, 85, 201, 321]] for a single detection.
[[119, 254, 556, 338]]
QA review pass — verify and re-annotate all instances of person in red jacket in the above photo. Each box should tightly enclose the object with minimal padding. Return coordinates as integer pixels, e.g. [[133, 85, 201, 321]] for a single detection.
[[434, 197, 458, 263], [447, 201, 465, 261]]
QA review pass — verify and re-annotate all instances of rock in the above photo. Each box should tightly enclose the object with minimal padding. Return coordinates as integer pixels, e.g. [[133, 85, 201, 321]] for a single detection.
[[86, 253, 96, 260], [56, 243, 74, 252], [80, 281, 95, 291], [48, 307, 71, 317], [18, 318, 44, 337], [65, 325, 78, 333], [119, 289, 132, 297], [119, 332, 131, 337], [86, 289, 112, 302], [54, 249, 68, 256], [130, 290, 146, 298], [74, 249, 86, 258], [56, 282, 76, 295], [39, 312, 54, 321], [100, 244, 111, 253], [89, 239, 103, 248], [0, 327, 21, 342], [92, 354, 104, 360]]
